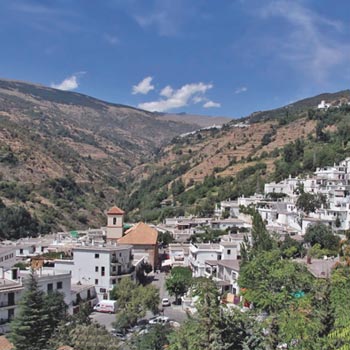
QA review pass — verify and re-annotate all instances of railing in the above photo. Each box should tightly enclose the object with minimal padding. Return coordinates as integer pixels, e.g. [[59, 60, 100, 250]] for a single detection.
[[110, 266, 135, 277], [0, 302, 15, 308]]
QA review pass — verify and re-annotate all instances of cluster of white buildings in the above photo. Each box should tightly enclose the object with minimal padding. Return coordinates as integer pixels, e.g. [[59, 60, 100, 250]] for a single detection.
[[215, 158, 350, 236], [163, 158, 350, 309], [0, 206, 159, 332]]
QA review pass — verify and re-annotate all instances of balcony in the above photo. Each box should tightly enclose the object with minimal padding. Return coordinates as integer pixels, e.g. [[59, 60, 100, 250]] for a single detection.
[[0, 301, 16, 309], [111, 257, 119, 264], [110, 266, 135, 278]]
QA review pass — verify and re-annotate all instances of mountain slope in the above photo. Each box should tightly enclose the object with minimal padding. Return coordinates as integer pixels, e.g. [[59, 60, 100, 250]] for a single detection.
[[0, 78, 200, 233], [121, 90, 350, 221]]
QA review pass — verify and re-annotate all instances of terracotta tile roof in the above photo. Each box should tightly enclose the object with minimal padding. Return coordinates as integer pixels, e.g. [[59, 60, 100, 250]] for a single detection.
[[118, 222, 158, 245], [107, 206, 125, 215], [0, 336, 13, 350]]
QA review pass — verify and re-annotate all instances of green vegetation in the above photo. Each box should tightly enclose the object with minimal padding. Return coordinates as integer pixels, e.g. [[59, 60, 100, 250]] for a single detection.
[[0, 200, 43, 239], [165, 267, 192, 304], [10, 271, 67, 350], [110, 278, 160, 331]]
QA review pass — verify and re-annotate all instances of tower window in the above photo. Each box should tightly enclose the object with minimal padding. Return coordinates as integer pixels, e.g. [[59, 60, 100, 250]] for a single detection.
[[113, 217, 117, 225]]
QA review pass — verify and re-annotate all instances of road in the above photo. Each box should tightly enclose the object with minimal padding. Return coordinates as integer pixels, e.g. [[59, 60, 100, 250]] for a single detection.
[[91, 271, 188, 329]]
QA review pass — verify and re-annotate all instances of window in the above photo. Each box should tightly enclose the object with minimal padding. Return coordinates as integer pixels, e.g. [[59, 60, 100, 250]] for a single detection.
[[112, 279, 116, 285], [95, 253, 99, 259], [47, 283, 53, 292], [113, 217, 117, 225], [227, 249, 231, 255], [57, 282, 63, 290], [100, 288, 106, 293], [95, 279, 98, 285], [101, 266, 105, 277], [95, 266, 99, 272], [20, 249, 23, 255]]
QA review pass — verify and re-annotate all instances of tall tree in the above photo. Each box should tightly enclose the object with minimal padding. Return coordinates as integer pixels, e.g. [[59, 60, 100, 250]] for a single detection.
[[10, 271, 49, 350], [111, 278, 160, 331], [166, 267, 192, 304], [43, 291, 68, 342]]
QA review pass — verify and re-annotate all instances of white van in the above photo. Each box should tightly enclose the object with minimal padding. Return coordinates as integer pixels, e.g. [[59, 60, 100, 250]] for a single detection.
[[93, 300, 117, 313]]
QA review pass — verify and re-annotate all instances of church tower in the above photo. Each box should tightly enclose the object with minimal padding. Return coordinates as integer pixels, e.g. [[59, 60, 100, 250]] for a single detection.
[[106, 206, 124, 241]]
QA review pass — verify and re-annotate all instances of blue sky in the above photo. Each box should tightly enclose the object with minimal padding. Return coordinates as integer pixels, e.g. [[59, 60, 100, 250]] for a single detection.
[[1, 0, 350, 118]]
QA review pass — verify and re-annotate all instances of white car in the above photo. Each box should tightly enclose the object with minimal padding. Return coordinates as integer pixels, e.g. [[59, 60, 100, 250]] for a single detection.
[[162, 298, 171, 307], [148, 316, 170, 325]]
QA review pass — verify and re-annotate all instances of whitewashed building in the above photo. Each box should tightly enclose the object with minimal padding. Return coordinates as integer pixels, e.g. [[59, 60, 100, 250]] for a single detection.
[[54, 244, 134, 301]]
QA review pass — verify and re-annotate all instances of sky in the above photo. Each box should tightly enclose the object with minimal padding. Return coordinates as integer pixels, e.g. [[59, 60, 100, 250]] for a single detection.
[[1, 0, 350, 118]]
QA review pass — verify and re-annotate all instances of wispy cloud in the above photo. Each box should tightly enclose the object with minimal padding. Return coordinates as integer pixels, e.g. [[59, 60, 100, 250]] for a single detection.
[[138, 82, 213, 112], [51, 73, 84, 91], [234, 86, 248, 94], [133, 0, 191, 37], [132, 76, 155, 95], [259, 0, 350, 82], [203, 100, 221, 108], [104, 34, 119, 46], [10, 1, 81, 33]]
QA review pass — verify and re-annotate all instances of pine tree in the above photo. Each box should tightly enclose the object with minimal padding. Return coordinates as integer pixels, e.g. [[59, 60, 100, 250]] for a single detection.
[[43, 291, 68, 342], [10, 270, 49, 350]]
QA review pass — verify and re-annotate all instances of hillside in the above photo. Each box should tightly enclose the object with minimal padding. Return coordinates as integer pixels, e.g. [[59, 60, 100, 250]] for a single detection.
[[155, 112, 232, 127], [0, 78, 200, 235], [121, 90, 350, 221]]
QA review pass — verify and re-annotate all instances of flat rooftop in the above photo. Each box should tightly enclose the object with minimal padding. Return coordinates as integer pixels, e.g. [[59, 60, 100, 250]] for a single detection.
[[73, 244, 132, 252], [0, 278, 23, 291]]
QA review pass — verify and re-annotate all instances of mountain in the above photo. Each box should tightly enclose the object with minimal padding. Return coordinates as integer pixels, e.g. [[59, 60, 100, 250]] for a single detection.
[[0, 78, 200, 234], [155, 113, 232, 127], [121, 90, 350, 221], [1, 80, 350, 234]]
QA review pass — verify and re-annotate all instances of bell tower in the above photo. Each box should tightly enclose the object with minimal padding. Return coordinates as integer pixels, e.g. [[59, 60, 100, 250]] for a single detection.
[[106, 206, 124, 241]]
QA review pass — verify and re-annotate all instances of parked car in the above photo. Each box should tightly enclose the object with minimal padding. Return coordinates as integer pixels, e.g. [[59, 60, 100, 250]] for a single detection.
[[93, 300, 117, 313], [148, 316, 170, 325], [111, 329, 127, 341], [162, 298, 171, 307]]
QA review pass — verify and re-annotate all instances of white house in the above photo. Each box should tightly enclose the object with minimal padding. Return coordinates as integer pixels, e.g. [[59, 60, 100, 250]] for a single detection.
[[0, 247, 16, 270], [54, 244, 134, 301], [189, 242, 238, 278]]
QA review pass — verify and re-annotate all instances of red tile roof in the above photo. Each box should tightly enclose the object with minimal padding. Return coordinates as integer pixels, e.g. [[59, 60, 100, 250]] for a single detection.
[[118, 222, 158, 245], [0, 336, 13, 350], [107, 206, 125, 215]]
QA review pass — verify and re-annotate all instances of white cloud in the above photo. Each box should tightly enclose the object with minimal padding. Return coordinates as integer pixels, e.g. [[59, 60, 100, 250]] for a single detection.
[[138, 82, 213, 112], [51, 74, 82, 91], [259, 0, 350, 82], [160, 85, 173, 98], [132, 76, 155, 95], [192, 95, 205, 104], [104, 34, 119, 45], [203, 100, 221, 108], [234, 86, 248, 94]]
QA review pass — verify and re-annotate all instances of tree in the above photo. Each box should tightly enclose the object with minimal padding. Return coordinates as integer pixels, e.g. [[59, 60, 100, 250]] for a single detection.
[[296, 192, 327, 215], [129, 324, 172, 350], [239, 250, 313, 314], [158, 231, 175, 246], [304, 223, 340, 253], [240, 210, 276, 264], [10, 271, 49, 350], [166, 267, 192, 304], [52, 323, 119, 350], [111, 278, 160, 331], [43, 291, 68, 341], [280, 234, 305, 259]]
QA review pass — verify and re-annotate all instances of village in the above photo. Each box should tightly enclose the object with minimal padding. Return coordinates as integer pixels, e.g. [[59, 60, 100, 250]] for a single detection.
[[0, 157, 348, 337]]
